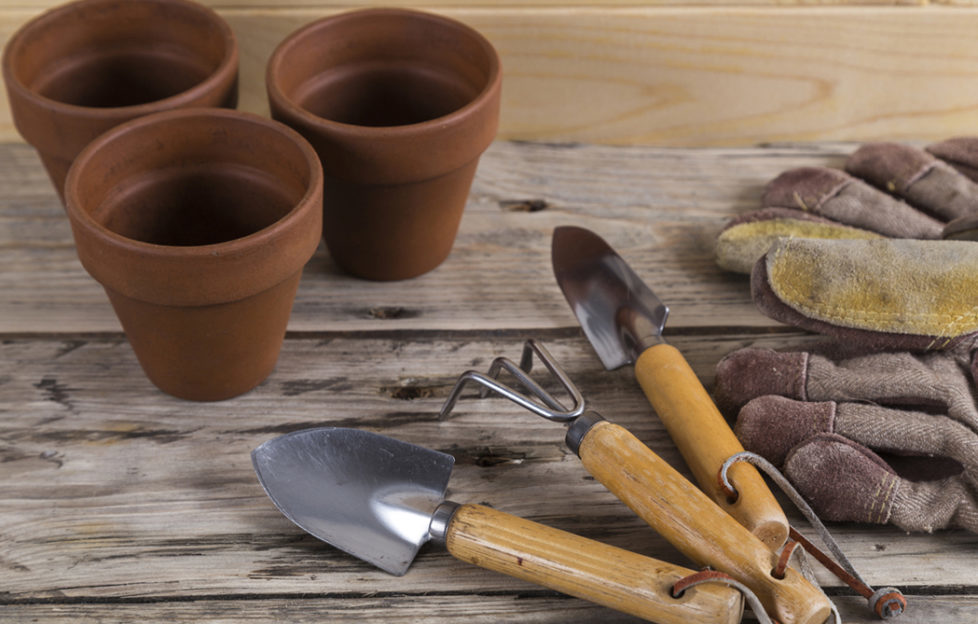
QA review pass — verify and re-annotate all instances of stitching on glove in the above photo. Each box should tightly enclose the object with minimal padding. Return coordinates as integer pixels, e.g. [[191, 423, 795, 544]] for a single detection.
[[870, 472, 897, 524], [898, 159, 938, 193], [792, 190, 810, 211], [810, 177, 852, 212], [930, 310, 978, 350], [799, 351, 811, 402]]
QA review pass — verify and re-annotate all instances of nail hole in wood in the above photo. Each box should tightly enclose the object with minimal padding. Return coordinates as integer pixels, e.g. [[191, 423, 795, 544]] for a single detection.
[[499, 199, 550, 212], [387, 385, 437, 400], [368, 306, 419, 320]]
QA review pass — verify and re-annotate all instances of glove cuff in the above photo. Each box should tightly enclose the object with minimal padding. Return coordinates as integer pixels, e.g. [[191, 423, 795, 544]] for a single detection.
[[751, 238, 978, 351]]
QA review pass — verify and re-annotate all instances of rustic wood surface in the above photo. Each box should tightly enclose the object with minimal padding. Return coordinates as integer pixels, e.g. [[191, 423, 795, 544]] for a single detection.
[[2, 140, 977, 623], [5, 4, 978, 145]]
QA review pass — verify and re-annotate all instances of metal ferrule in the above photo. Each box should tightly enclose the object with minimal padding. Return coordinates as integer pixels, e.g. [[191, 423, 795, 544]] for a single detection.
[[565, 411, 606, 456], [617, 306, 668, 362], [428, 500, 461, 544]]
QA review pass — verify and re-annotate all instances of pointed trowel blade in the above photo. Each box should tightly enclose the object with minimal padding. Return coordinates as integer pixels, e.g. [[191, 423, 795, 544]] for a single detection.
[[252, 427, 454, 576], [552, 226, 669, 369]]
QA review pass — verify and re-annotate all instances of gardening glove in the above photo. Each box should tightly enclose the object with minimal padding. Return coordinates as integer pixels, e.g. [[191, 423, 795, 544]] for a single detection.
[[712, 342, 978, 534], [717, 139, 978, 274], [709, 139, 978, 533], [715, 139, 978, 352]]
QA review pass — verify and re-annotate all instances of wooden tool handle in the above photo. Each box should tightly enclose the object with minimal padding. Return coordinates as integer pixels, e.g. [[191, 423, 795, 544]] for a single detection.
[[635, 343, 789, 550], [445, 503, 744, 624], [579, 421, 830, 624]]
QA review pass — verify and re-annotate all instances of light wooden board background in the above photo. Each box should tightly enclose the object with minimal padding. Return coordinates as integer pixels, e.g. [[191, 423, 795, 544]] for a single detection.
[[4, 1, 978, 145]]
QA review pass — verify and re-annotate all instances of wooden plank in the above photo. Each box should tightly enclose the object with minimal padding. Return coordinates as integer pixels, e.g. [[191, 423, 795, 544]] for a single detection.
[[0, 596, 652, 624], [0, 0, 935, 12], [2, 595, 977, 624], [0, 140, 853, 334], [2, 6, 978, 144], [2, 333, 976, 608], [4, 132, 976, 622]]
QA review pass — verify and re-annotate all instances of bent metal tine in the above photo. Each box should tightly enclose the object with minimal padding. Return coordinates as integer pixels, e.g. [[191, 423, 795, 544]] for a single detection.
[[481, 355, 564, 411], [518, 339, 585, 414], [439, 339, 585, 422], [439, 369, 556, 420]]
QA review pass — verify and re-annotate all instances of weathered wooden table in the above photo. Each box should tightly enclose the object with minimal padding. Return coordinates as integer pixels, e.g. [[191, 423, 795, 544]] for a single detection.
[[2, 140, 975, 622]]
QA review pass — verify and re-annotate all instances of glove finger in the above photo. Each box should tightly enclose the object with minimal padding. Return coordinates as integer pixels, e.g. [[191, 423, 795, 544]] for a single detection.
[[715, 344, 978, 434], [762, 166, 943, 239], [714, 347, 809, 415], [785, 433, 978, 532], [752, 237, 978, 352], [927, 137, 978, 183], [942, 213, 978, 241], [784, 433, 899, 526], [734, 395, 835, 466], [805, 349, 978, 433], [715, 207, 882, 274], [736, 396, 974, 481], [833, 402, 978, 478], [846, 142, 978, 223]]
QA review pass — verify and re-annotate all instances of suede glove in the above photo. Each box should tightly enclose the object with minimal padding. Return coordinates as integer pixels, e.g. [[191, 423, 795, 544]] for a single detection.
[[717, 139, 978, 273], [714, 343, 978, 534], [712, 139, 978, 533], [715, 139, 978, 351]]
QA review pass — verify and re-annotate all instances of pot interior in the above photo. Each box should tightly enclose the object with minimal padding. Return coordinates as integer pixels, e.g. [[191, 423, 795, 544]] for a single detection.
[[277, 11, 496, 127], [71, 113, 314, 248], [35, 49, 214, 109], [95, 164, 296, 247], [11, 0, 230, 108], [295, 61, 480, 128]]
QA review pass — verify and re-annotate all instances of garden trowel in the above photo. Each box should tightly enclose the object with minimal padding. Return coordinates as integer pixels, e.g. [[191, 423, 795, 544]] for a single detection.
[[252, 427, 744, 624], [440, 340, 832, 624], [551, 225, 789, 550]]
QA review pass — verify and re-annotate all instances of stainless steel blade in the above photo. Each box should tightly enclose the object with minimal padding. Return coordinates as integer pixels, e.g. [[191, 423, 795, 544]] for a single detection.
[[552, 226, 669, 369], [252, 427, 455, 576]]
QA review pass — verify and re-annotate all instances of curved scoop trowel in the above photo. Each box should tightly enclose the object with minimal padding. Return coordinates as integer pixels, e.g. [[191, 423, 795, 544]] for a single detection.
[[252, 427, 744, 624], [552, 225, 789, 550]]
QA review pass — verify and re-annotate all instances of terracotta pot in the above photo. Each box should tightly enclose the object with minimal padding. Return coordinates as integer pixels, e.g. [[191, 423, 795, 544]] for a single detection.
[[64, 109, 323, 401], [2, 0, 238, 201], [267, 8, 501, 281]]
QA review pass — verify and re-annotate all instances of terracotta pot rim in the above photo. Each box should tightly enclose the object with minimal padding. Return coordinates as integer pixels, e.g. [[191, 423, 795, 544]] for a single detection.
[[64, 107, 323, 263], [266, 7, 502, 140], [1, 0, 238, 122]]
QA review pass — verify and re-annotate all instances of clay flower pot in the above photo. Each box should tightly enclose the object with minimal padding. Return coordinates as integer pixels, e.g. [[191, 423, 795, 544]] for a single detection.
[[267, 8, 501, 281], [2, 0, 238, 201], [64, 109, 323, 401]]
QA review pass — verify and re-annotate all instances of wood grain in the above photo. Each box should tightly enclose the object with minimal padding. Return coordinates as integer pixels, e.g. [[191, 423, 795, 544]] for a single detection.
[[0, 596, 655, 624], [4, 595, 978, 624], [3, 6, 978, 144], [444, 503, 745, 624], [0, 0, 939, 9], [635, 343, 790, 548], [578, 421, 830, 624], [3, 138, 978, 623], [0, 140, 854, 334], [3, 336, 977, 593]]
